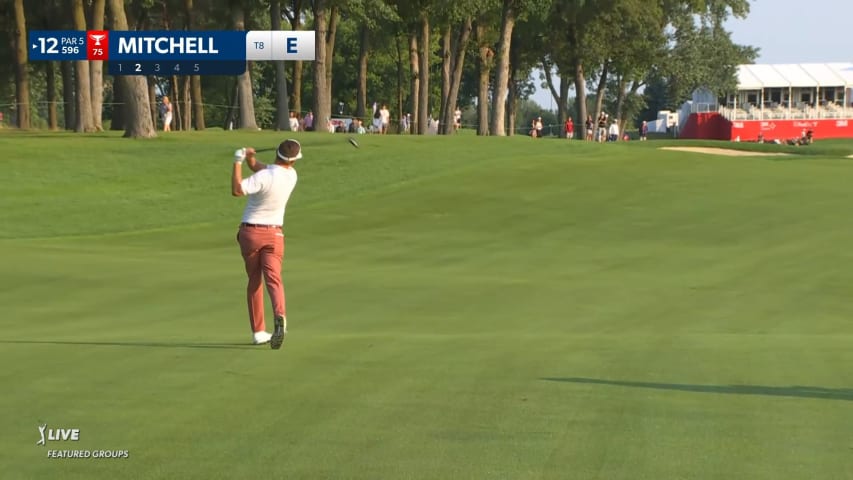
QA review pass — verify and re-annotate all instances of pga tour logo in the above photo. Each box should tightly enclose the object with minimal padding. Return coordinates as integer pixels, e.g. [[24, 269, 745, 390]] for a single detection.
[[37, 424, 80, 446]]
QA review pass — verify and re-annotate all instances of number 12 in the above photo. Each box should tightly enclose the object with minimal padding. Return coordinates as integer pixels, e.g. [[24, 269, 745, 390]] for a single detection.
[[39, 38, 59, 54]]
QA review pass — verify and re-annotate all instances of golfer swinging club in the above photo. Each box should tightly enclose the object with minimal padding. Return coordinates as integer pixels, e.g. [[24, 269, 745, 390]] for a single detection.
[[231, 140, 300, 348]]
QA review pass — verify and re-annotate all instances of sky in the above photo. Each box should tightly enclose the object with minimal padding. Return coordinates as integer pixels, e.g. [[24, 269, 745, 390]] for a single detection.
[[530, 0, 853, 109]]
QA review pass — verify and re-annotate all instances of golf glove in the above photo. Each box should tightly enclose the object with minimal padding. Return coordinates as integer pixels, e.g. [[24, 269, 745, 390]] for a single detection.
[[234, 148, 246, 164]]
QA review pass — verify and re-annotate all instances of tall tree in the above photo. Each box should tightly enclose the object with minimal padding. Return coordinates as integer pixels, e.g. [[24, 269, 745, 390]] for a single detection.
[[270, 0, 291, 130], [231, 0, 257, 129], [438, 4, 474, 134], [474, 17, 495, 136], [107, 0, 155, 137], [416, 11, 429, 134], [90, 0, 105, 131], [489, 0, 517, 136], [283, 0, 304, 113], [45, 62, 58, 129], [72, 0, 95, 132], [408, 31, 419, 134], [184, 0, 204, 130], [61, 61, 75, 130], [312, 0, 332, 133], [12, 0, 30, 128]]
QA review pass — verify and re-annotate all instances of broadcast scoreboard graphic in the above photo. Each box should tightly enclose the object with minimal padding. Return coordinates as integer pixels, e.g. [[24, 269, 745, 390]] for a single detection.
[[28, 30, 315, 75]]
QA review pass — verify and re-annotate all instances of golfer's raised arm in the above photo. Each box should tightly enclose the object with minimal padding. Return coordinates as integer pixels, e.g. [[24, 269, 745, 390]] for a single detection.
[[231, 150, 245, 197], [245, 148, 267, 172]]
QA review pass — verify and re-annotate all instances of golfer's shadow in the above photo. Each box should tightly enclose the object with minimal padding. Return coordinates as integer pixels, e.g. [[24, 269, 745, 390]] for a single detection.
[[0, 339, 257, 350], [541, 377, 853, 402]]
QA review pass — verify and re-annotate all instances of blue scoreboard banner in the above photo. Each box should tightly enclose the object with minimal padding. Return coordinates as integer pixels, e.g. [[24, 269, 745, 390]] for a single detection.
[[28, 30, 314, 76]]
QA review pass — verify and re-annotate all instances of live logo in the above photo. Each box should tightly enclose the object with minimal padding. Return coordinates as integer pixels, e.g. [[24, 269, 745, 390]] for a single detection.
[[87, 30, 108, 61]]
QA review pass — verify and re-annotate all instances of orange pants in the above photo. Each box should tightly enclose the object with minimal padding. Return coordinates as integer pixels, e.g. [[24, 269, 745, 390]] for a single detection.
[[237, 224, 286, 333]]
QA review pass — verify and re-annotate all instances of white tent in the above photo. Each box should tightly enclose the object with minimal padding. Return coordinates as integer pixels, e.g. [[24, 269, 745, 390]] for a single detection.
[[737, 63, 853, 108]]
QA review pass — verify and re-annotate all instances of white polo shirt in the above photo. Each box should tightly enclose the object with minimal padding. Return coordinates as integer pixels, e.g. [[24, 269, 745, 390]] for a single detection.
[[240, 165, 298, 226]]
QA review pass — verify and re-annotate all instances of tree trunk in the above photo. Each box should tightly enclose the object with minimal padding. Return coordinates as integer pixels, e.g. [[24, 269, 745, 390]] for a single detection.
[[108, 0, 155, 137], [147, 76, 158, 128], [111, 76, 124, 130], [614, 74, 627, 131], [356, 24, 369, 119], [325, 6, 338, 98], [72, 0, 95, 132], [271, 0, 290, 130], [46, 62, 58, 129], [90, 0, 105, 131], [191, 76, 204, 130], [232, 3, 257, 129], [287, 0, 303, 114], [441, 16, 471, 135], [13, 0, 30, 128], [489, 1, 515, 136], [170, 75, 182, 130], [475, 22, 492, 136], [438, 24, 451, 134], [574, 60, 587, 139], [61, 61, 76, 130], [292, 63, 303, 114], [417, 14, 429, 134], [182, 76, 191, 130], [183, 0, 203, 130], [542, 58, 559, 105], [506, 32, 520, 136], [593, 62, 609, 122], [224, 79, 238, 129], [312, 0, 331, 133], [395, 33, 404, 133], [408, 32, 419, 135], [507, 67, 517, 136], [558, 73, 569, 137]]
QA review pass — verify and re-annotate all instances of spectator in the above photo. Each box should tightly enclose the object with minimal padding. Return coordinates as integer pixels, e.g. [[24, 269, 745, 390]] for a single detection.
[[289, 112, 299, 131], [565, 117, 574, 139], [160, 96, 173, 132], [372, 108, 382, 133], [454, 108, 462, 131], [380, 104, 390, 134], [640, 120, 648, 141], [535, 117, 543, 138], [585, 115, 594, 141], [401, 113, 409, 134], [608, 120, 619, 142], [304, 111, 314, 131], [597, 113, 607, 143]]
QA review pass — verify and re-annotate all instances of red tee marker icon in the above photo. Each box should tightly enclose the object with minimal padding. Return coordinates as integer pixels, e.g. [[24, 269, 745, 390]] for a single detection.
[[87, 31, 108, 61]]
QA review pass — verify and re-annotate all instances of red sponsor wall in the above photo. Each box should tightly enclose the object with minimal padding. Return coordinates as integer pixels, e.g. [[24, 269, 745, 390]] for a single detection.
[[681, 113, 853, 141], [729, 118, 853, 141], [680, 112, 731, 140]]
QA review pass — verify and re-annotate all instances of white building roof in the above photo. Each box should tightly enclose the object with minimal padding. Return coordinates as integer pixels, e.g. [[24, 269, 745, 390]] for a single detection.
[[736, 63, 853, 90], [736, 65, 763, 90], [771, 64, 817, 87], [827, 63, 853, 85]]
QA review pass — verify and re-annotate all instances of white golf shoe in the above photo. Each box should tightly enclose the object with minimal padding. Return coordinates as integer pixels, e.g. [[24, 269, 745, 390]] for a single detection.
[[252, 331, 272, 345]]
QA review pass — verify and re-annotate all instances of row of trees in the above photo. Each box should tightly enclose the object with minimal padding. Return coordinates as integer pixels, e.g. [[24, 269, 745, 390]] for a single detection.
[[3, 0, 757, 138]]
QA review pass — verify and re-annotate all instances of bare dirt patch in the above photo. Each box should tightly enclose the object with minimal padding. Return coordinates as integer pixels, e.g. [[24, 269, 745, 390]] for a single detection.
[[660, 147, 791, 157]]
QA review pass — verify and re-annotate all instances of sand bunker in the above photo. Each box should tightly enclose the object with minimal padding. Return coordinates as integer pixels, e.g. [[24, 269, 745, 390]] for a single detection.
[[660, 147, 791, 157]]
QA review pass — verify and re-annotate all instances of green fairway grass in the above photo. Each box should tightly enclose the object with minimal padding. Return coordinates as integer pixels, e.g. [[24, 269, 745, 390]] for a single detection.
[[1, 131, 852, 479]]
